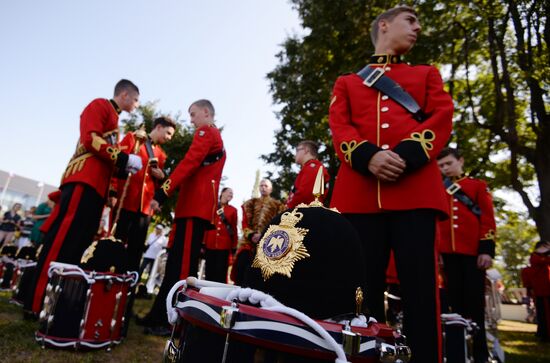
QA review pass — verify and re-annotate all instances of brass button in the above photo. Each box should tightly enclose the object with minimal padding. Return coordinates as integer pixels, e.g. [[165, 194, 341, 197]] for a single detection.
[[381, 95, 389, 100], [453, 224, 458, 228], [381, 123, 389, 129], [453, 207, 458, 211], [381, 144, 389, 150], [453, 216, 458, 219], [381, 107, 389, 112], [385, 67, 391, 71]]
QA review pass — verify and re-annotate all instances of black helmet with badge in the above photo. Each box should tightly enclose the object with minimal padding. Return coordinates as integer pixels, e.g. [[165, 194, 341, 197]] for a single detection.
[[245, 169, 367, 319]]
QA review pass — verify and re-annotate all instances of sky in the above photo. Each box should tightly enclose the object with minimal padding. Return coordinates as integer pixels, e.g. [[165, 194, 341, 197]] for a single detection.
[[0, 0, 303, 209]]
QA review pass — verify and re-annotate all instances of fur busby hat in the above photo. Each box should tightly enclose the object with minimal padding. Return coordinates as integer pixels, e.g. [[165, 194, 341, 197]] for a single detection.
[[244, 205, 367, 319]]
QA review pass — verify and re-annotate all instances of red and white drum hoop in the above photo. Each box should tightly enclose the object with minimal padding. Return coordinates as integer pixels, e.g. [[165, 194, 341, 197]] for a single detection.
[[35, 262, 138, 350], [165, 278, 411, 363]]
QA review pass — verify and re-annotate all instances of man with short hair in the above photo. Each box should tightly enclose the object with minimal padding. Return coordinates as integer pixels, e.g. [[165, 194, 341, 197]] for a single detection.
[[138, 99, 225, 334], [115, 116, 176, 274], [437, 147, 496, 363], [329, 6, 453, 362], [231, 179, 284, 285], [286, 140, 329, 209], [25, 79, 143, 315]]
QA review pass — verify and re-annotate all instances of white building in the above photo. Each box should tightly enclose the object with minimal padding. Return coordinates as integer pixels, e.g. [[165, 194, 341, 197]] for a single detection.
[[0, 169, 58, 212]]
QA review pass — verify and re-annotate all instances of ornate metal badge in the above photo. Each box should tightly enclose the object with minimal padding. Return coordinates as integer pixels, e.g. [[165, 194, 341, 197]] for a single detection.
[[252, 208, 310, 281]]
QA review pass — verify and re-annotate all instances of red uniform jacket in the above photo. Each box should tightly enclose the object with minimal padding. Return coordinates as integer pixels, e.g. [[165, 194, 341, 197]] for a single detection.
[[438, 176, 496, 257], [118, 132, 167, 215], [528, 253, 550, 297], [61, 98, 128, 198], [286, 159, 330, 209], [204, 204, 238, 250], [329, 56, 453, 214], [157, 124, 225, 224]]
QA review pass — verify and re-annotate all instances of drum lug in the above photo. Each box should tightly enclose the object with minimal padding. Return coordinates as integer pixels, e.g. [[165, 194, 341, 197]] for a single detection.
[[163, 339, 180, 363], [377, 339, 397, 362], [220, 301, 239, 329], [341, 320, 361, 355], [394, 331, 411, 362]]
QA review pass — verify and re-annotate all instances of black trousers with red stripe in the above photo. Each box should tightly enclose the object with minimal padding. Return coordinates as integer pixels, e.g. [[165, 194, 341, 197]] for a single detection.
[[345, 209, 440, 363], [24, 182, 104, 313], [143, 217, 209, 326]]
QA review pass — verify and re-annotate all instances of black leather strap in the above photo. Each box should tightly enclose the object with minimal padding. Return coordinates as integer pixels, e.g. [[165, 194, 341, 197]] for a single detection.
[[145, 137, 158, 167], [443, 178, 482, 217], [202, 149, 225, 166], [217, 203, 234, 239], [357, 65, 427, 122]]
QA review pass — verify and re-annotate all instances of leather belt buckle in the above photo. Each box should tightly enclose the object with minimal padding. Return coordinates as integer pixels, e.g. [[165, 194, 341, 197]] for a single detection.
[[446, 183, 461, 195], [363, 67, 385, 87]]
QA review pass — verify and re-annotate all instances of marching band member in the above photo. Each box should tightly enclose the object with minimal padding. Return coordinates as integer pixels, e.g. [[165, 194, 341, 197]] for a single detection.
[[115, 116, 175, 274], [138, 99, 225, 335], [24, 79, 142, 316], [437, 147, 497, 362], [286, 140, 329, 209], [204, 187, 238, 283], [232, 179, 284, 286], [328, 6, 453, 362]]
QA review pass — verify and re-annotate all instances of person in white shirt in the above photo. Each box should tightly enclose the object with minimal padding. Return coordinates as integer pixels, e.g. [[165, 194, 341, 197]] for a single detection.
[[139, 224, 167, 279]]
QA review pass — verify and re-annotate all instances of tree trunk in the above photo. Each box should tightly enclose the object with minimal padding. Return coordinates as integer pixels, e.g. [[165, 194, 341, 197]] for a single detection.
[[535, 126, 550, 241]]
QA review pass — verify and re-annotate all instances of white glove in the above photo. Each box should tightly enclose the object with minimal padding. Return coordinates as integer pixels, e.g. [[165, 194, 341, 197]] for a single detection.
[[125, 154, 143, 174]]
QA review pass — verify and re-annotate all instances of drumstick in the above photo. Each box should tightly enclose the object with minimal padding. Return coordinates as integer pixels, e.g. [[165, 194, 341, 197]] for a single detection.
[[186, 276, 238, 289]]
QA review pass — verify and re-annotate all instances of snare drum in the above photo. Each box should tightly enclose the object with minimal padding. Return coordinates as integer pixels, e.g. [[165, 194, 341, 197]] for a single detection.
[[35, 262, 138, 350], [0, 257, 16, 290], [11, 260, 37, 305], [163, 279, 411, 363], [441, 313, 477, 363]]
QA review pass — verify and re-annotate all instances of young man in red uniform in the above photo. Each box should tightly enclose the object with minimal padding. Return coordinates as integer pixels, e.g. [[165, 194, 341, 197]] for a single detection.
[[204, 187, 238, 283], [139, 99, 225, 335], [25, 79, 142, 315], [286, 140, 329, 209], [115, 116, 176, 273], [437, 147, 496, 362], [328, 6, 453, 362], [114, 116, 175, 336]]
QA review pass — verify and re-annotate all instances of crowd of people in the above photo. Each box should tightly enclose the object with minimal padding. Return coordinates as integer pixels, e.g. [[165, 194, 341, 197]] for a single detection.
[[1, 4, 549, 363]]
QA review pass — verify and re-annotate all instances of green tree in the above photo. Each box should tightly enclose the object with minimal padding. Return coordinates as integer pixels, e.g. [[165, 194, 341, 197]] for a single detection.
[[264, 0, 549, 242], [495, 208, 538, 288], [120, 101, 194, 226]]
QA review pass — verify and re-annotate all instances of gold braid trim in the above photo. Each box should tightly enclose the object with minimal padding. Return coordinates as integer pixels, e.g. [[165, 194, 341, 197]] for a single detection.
[[404, 129, 435, 159], [91, 133, 107, 151], [340, 140, 367, 167], [483, 229, 496, 240], [106, 146, 120, 161], [63, 153, 93, 178], [161, 179, 172, 195]]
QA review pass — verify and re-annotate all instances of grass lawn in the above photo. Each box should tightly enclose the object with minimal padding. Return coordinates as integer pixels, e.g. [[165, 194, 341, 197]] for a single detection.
[[1, 290, 549, 362]]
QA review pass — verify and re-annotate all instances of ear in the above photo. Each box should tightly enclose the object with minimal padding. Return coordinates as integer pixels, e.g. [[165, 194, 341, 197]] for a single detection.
[[379, 19, 388, 32]]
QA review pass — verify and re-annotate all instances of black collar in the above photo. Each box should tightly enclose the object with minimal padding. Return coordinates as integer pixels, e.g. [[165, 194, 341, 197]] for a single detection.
[[369, 54, 402, 65], [109, 99, 122, 114]]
